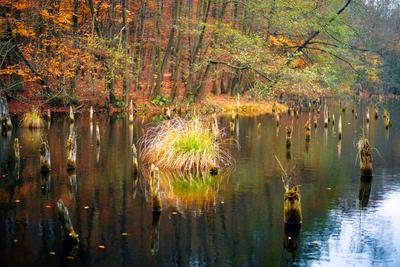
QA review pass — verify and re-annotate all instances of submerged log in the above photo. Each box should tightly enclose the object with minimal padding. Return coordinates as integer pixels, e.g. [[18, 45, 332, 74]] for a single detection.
[[283, 186, 302, 224], [66, 126, 77, 170], [150, 165, 162, 213], [40, 140, 51, 173], [56, 200, 79, 245]]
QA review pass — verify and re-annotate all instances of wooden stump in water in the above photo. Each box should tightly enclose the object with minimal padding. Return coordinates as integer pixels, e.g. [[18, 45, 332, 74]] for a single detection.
[[358, 137, 373, 177], [275, 113, 280, 127], [66, 126, 77, 170], [366, 108, 370, 123], [384, 112, 392, 129], [304, 121, 311, 142], [57, 200, 79, 245], [283, 186, 302, 224], [132, 144, 138, 176], [257, 122, 261, 133], [286, 126, 292, 148], [89, 106, 94, 123], [68, 106, 75, 124], [128, 100, 134, 123], [313, 116, 318, 128], [96, 123, 100, 146], [150, 165, 162, 213], [0, 97, 12, 132], [40, 140, 51, 173], [338, 115, 342, 140]]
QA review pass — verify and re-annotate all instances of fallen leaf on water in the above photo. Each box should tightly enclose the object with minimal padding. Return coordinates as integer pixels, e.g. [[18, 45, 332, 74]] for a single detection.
[[98, 245, 106, 249], [172, 211, 178, 215], [84, 206, 90, 209], [15, 199, 21, 203], [121, 232, 128, 236], [13, 239, 18, 243], [45, 205, 52, 209], [327, 188, 332, 190], [49, 251, 56, 255], [311, 240, 321, 245], [66, 256, 75, 260]]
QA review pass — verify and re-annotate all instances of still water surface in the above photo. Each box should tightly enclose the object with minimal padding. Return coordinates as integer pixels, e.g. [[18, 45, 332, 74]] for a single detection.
[[0, 100, 399, 266]]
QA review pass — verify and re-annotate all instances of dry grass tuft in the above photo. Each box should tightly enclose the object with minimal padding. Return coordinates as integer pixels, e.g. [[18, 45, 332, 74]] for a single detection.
[[21, 108, 45, 129], [139, 116, 232, 171]]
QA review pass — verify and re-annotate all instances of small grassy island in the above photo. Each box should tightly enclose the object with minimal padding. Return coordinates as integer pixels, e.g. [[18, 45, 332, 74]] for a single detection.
[[139, 116, 232, 172]]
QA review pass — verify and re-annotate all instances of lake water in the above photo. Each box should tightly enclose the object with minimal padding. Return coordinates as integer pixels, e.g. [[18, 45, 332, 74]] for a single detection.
[[1, 99, 400, 266]]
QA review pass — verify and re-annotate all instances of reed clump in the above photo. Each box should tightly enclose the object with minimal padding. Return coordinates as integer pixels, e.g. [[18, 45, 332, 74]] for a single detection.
[[21, 108, 45, 129], [139, 116, 232, 172]]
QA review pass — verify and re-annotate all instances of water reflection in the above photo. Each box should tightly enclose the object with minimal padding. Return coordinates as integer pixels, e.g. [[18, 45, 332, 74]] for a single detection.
[[0, 100, 400, 266], [359, 175, 372, 208]]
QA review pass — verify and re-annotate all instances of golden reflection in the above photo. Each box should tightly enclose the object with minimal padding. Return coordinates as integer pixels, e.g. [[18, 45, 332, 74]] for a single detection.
[[141, 169, 227, 211]]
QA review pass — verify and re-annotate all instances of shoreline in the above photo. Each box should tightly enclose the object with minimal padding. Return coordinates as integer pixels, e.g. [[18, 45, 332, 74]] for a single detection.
[[7, 94, 289, 117]]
